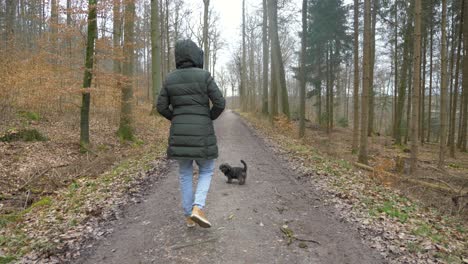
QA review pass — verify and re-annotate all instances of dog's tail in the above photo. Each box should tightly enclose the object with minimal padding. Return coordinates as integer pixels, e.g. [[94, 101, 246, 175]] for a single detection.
[[241, 160, 247, 172]]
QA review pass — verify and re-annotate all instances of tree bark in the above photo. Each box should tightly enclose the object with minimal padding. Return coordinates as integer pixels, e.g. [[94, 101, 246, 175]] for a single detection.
[[461, 0, 468, 152], [428, 13, 433, 142], [151, 0, 162, 111], [203, 0, 210, 71], [267, 0, 278, 120], [368, 0, 378, 136], [439, 0, 448, 168], [241, 0, 247, 112], [118, 0, 136, 141], [358, 0, 371, 164], [80, 0, 98, 150], [392, 1, 398, 139], [262, 0, 269, 115], [352, 0, 360, 152], [410, 0, 421, 174], [449, 0, 463, 157], [5, 0, 17, 49]]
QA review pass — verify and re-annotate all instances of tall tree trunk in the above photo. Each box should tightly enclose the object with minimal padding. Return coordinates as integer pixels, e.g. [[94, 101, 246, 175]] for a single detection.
[[395, 21, 411, 145], [421, 31, 426, 144], [449, 0, 463, 157], [299, 0, 307, 138], [439, 0, 448, 168], [241, 0, 247, 112], [358, 0, 371, 164], [461, 0, 468, 152], [79, 0, 98, 150], [113, 0, 122, 103], [410, 0, 421, 174], [151, 0, 162, 111], [326, 45, 331, 133], [67, 0, 72, 60], [262, 0, 269, 115], [165, 0, 170, 72], [428, 14, 433, 142], [392, 2, 398, 138], [203, 0, 210, 71], [352, 0, 360, 151], [50, 0, 58, 56], [5, 0, 17, 49], [268, 0, 289, 118], [368, 0, 378, 136], [118, 0, 136, 141], [267, 0, 278, 120]]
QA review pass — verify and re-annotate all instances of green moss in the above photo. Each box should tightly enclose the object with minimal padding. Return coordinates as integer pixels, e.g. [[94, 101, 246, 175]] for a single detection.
[[0, 214, 21, 228], [0, 255, 17, 264], [31, 197, 52, 209], [117, 126, 135, 142], [0, 128, 47, 142], [376, 201, 410, 223], [18, 111, 41, 121]]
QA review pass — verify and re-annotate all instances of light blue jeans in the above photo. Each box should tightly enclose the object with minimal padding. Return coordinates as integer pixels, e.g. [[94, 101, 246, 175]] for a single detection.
[[178, 159, 215, 216]]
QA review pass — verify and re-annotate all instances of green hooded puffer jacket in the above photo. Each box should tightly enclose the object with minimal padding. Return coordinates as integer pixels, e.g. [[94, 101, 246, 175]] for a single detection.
[[157, 39, 225, 160]]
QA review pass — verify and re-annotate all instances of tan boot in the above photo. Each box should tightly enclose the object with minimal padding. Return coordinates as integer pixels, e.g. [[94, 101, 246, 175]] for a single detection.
[[190, 205, 211, 228], [186, 217, 196, 228]]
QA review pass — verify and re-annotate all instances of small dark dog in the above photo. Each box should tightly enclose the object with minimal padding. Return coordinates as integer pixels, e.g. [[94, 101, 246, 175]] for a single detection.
[[219, 160, 247, 185]]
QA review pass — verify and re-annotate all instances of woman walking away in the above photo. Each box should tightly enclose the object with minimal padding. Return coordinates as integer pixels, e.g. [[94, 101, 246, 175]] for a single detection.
[[157, 39, 225, 228]]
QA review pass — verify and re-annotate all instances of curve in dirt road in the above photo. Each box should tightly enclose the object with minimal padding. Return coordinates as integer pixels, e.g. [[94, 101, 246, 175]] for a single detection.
[[78, 110, 385, 264]]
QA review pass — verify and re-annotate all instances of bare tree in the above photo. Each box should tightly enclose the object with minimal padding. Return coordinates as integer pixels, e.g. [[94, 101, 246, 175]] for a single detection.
[[203, 0, 210, 71], [352, 0, 359, 152], [80, 0, 98, 150], [438, 0, 448, 168], [299, 0, 307, 138], [262, 0, 269, 115], [118, 0, 136, 141], [358, 0, 371, 164], [151, 0, 162, 111], [410, 0, 421, 174]]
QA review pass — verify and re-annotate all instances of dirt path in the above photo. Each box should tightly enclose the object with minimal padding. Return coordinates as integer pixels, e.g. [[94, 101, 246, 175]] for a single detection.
[[78, 110, 384, 264]]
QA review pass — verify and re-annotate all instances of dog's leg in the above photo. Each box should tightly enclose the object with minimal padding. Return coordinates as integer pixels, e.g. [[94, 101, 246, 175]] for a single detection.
[[227, 176, 232, 183]]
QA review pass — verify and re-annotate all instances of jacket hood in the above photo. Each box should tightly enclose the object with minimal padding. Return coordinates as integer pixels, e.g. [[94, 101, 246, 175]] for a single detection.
[[175, 39, 204, 69]]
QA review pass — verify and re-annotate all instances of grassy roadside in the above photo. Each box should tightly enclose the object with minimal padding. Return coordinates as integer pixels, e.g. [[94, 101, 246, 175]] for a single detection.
[[0, 143, 168, 263], [239, 112, 467, 264]]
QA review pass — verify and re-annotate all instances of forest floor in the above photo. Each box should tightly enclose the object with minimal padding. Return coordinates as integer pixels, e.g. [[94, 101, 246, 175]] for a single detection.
[[282, 115, 468, 218], [0, 109, 466, 263]]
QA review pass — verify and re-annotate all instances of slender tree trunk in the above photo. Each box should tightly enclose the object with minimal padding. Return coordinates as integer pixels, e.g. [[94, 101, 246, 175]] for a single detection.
[[262, 0, 269, 115], [461, 0, 468, 152], [392, 1, 398, 138], [165, 0, 170, 73], [428, 15, 433, 142], [268, 0, 289, 119], [267, 0, 278, 121], [67, 0, 72, 60], [449, 0, 463, 157], [405, 58, 413, 145], [421, 31, 426, 144], [151, 0, 162, 111], [439, 0, 448, 168], [395, 21, 411, 145], [326, 45, 331, 133], [368, 0, 378, 136], [113, 0, 122, 105], [80, 0, 98, 150], [359, 0, 371, 164], [118, 0, 136, 141], [410, 0, 421, 174], [5, 0, 17, 49], [50, 0, 58, 54], [241, 0, 247, 112], [203, 0, 210, 71]]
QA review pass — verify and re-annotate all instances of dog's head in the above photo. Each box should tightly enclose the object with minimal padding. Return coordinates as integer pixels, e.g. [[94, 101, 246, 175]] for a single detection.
[[219, 163, 231, 175]]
